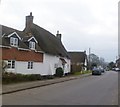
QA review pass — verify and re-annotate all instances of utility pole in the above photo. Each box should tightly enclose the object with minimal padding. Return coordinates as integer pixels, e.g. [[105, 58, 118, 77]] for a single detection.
[[88, 48, 91, 70], [118, 1, 120, 58]]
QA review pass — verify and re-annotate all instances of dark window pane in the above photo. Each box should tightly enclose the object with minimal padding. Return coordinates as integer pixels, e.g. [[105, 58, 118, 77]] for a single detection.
[[12, 61, 15, 68]]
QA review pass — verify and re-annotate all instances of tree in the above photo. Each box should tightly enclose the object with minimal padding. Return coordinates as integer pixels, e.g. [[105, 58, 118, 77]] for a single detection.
[[88, 53, 100, 69], [108, 62, 116, 70], [99, 57, 107, 68], [88, 54, 107, 69]]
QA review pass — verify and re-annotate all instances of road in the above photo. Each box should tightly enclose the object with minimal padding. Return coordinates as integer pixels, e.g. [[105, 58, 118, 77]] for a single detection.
[[2, 71, 118, 105]]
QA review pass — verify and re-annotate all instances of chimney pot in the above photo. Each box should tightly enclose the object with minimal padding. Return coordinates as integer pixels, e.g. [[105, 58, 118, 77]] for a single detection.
[[30, 12, 32, 16], [57, 30, 59, 34], [56, 30, 62, 40]]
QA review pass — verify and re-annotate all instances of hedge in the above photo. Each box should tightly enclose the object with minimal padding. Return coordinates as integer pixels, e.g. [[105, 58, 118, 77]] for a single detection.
[[2, 72, 48, 84]]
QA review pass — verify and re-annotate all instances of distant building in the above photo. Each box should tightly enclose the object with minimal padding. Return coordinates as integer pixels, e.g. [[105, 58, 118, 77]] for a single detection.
[[68, 51, 88, 72], [0, 12, 71, 75]]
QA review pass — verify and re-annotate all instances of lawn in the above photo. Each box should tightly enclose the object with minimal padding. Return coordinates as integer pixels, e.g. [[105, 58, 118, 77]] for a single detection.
[[73, 70, 92, 75]]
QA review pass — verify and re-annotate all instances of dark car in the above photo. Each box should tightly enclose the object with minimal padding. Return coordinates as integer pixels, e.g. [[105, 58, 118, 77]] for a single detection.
[[92, 67, 102, 75], [100, 67, 105, 73]]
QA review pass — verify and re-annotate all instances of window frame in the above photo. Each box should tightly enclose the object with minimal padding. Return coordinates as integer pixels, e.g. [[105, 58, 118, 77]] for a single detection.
[[10, 37, 18, 47], [7, 60, 15, 69], [29, 41, 35, 50], [28, 62, 33, 69]]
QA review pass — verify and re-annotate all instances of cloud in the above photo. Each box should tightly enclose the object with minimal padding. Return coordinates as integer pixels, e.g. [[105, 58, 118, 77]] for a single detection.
[[0, 0, 119, 62]]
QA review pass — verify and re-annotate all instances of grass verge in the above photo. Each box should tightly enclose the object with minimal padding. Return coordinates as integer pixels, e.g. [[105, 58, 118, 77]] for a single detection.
[[73, 70, 92, 75]]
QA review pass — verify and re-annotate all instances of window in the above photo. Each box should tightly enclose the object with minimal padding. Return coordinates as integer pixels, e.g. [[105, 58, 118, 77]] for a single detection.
[[7, 60, 15, 69], [29, 41, 35, 50], [54, 64, 58, 68], [28, 62, 33, 69], [10, 37, 18, 47]]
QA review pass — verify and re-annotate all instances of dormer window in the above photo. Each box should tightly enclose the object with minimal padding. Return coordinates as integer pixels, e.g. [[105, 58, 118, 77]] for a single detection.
[[29, 41, 35, 50], [10, 37, 18, 47]]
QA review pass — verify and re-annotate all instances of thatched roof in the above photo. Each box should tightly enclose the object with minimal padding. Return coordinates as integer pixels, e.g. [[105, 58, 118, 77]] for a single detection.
[[1, 24, 69, 58], [1, 12, 70, 58], [68, 52, 87, 63], [24, 23, 70, 58], [1, 25, 41, 51]]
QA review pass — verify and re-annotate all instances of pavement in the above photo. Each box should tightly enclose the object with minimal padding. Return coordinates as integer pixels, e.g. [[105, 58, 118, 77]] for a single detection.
[[1, 73, 91, 95]]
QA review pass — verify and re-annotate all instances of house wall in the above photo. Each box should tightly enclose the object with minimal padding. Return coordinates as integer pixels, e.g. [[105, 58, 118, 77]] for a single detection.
[[4, 60, 44, 74], [71, 64, 82, 72], [116, 59, 120, 68], [4, 53, 71, 75], [43, 53, 71, 75]]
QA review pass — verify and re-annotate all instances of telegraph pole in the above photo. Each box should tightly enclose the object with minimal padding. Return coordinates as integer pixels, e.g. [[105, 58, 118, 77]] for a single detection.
[[118, 3, 120, 106], [88, 48, 91, 70]]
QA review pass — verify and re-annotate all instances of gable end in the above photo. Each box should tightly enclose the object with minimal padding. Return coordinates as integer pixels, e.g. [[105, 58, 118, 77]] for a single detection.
[[28, 36, 38, 43], [8, 32, 21, 40]]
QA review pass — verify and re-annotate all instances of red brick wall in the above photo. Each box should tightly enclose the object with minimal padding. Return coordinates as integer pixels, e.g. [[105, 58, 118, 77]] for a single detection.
[[0, 47, 43, 62]]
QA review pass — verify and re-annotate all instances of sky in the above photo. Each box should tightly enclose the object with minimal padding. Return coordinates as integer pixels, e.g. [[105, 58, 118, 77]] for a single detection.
[[0, 0, 119, 62]]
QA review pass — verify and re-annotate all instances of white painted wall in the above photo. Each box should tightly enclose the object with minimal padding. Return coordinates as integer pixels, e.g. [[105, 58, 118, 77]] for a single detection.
[[84, 59, 87, 71], [43, 53, 71, 75], [5, 60, 44, 75], [5, 53, 71, 75], [16, 61, 45, 75]]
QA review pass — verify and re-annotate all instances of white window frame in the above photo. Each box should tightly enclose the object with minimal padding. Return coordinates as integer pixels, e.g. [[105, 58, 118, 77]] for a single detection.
[[7, 60, 15, 69], [8, 32, 21, 40], [28, 62, 33, 69], [10, 37, 18, 47], [29, 41, 35, 50]]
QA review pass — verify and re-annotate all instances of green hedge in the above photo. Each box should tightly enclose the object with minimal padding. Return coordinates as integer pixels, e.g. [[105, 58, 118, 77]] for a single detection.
[[2, 72, 42, 84]]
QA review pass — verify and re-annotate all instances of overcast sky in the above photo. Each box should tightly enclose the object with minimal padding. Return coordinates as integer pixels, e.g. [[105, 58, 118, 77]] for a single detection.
[[0, 0, 119, 62]]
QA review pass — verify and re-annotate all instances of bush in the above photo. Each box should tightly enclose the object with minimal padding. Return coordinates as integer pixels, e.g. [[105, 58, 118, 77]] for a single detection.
[[41, 75, 55, 80], [2, 72, 56, 84], [55, 67, 64, 77], [47, 75, 55, 79], [2, 72, 42, 84]]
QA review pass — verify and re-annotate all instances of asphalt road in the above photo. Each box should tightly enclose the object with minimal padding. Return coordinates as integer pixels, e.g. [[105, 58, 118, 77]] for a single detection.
[[2, 71, 118, 105]]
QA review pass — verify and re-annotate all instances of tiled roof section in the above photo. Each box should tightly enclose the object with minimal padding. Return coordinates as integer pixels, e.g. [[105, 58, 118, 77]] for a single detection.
[[24, 23, 70, 58], [68, 52, 87, 63], [1, 48, 43, 62]]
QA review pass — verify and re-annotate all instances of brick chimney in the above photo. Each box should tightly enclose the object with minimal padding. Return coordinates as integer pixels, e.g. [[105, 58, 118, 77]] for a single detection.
[[56, 31, 62, 40], [26, 12, 34, 29]]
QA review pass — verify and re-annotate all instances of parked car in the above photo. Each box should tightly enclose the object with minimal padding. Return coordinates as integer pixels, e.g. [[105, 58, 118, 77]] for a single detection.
[[112, 68, 116, 71], [99, 67, 105, 73], [115, 68, 120, 72], [92, 67, 102, 75]]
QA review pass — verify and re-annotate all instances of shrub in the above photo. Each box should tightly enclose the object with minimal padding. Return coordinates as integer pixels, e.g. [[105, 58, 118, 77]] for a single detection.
[[41, 75, 55, 80], [2, 72, 41, 84], [47, 75, 54, 79], [27, 74, 41, 81], [55, 67, 64, 77]]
